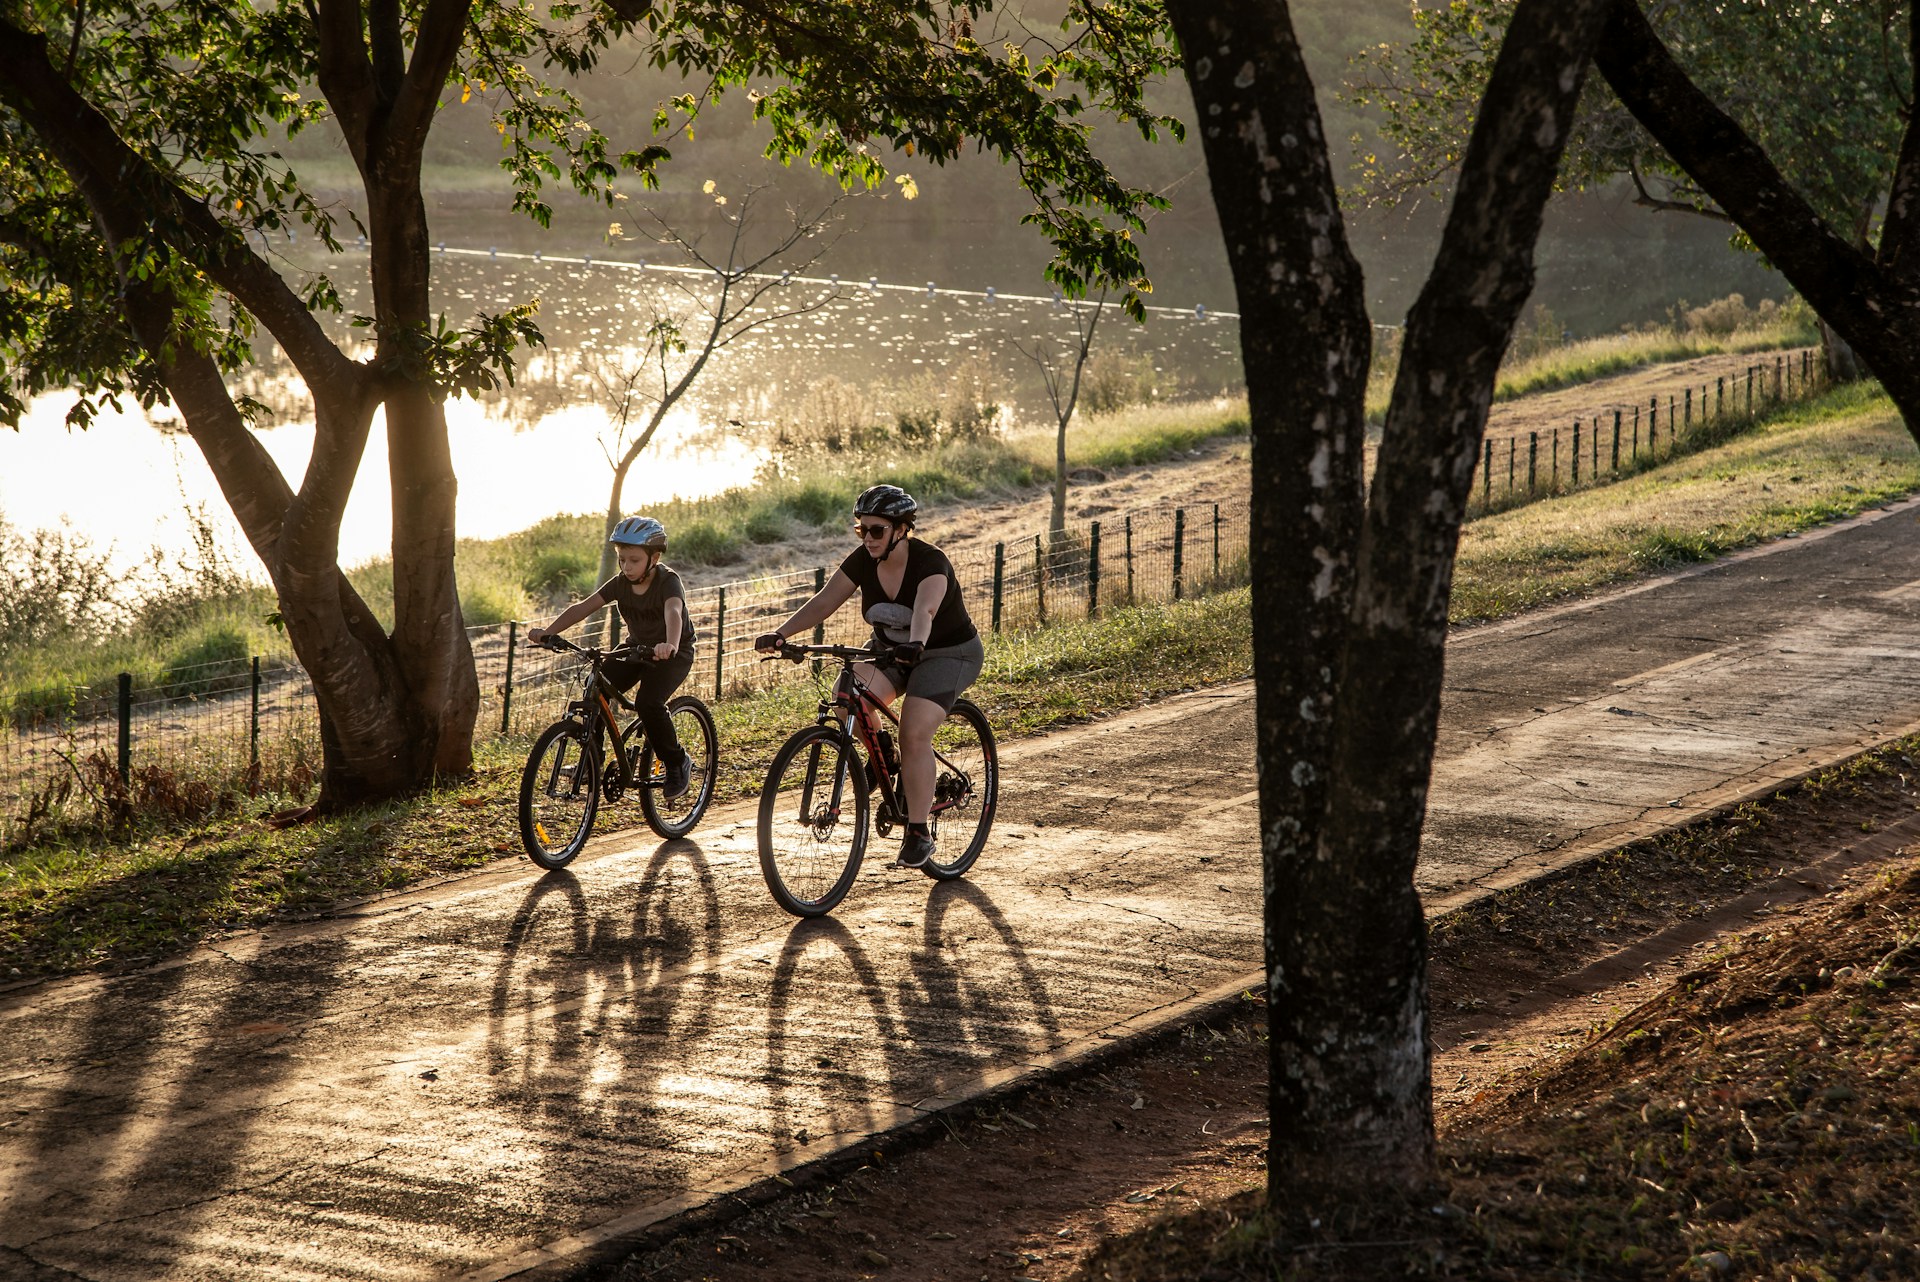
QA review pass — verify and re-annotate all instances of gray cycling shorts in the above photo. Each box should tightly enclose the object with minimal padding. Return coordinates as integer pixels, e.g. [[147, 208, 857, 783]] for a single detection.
[[866, 632, 984, 713]]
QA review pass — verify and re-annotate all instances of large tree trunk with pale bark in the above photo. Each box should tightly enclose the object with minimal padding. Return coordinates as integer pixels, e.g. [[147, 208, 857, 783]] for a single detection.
[[1161, 0, 1607, 1196]]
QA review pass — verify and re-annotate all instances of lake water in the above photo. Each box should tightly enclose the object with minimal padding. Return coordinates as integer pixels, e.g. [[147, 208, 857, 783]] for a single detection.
[[0, 187, 1783, 572]]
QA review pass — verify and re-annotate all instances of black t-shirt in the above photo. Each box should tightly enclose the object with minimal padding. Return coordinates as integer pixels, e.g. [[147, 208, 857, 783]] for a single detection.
[[838, 539, 977, 649], [598, 566, 697, 656]]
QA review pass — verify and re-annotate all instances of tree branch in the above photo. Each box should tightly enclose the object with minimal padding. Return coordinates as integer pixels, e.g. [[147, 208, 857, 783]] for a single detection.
[[0, 16, 363, 400]]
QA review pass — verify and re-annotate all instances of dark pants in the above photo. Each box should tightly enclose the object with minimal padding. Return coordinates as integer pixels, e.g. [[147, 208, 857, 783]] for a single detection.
[[601, 650, 695, 760]]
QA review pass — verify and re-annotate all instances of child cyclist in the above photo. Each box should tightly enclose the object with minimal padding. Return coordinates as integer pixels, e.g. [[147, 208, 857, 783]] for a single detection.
[[754, 484, 983, 869], [528, 516, 696, 799]]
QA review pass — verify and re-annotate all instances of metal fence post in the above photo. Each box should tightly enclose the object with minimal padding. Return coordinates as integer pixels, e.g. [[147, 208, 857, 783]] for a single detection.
[[1685, 386, 1692, 427], [1125, 516, 1135, 603], [714, 586, 726, 702], [1483, 439, 1493, 503], [812, 566, 826, 676], [1551, 427, 1559, 488], [1527, 432, 1538, 494], [1035, 534, 1047, 625], [1571, 421, 1580, 485], [117, 672, 131, 785], [501, 621, 517, 735], [1212, 503, 1221, 579], [250, 656, 262, 765], [992, 542, 1005, 632], [1717, 375, 1724, 417], [1088, 521, 1102, 617], [1612, 409, 1621, 471], [1172, 507, 1186, 601], [1507, 437, 1516, 495]]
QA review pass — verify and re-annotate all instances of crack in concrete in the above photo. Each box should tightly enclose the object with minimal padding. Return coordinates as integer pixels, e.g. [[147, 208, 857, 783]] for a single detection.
[[1, 1242, 101, 1282], [1057, 887, 1187, 933]]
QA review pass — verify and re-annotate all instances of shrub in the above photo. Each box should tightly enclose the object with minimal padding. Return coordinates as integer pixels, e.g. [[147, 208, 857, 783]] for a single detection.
[[742, 508, 787, 544], [460, 579, 530, 627], [1080, 348, 1160, 416], [0, 517, 121, 661], [1684, 293, 1779, 337], [161, 624, 253, 697], [524, 547, 599, 598], [780, 481, 850, 527], [672, 519, 741, 565]]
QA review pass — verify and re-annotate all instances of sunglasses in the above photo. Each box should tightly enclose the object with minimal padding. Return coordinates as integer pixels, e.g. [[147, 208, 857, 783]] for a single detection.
[[853, 523, 893, 540]]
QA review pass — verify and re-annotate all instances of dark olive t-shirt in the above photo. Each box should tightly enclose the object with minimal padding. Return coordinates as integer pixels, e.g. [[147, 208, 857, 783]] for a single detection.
[[837, 539, 976, 649], [597, 566, 696, 655]]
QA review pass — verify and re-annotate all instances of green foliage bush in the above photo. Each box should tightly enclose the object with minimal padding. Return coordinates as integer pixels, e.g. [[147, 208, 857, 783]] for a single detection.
[[672, 519, 741, 565], [161, 624, 253, 696], [524, 547, 598, 598], [460, 578, 530, 627]]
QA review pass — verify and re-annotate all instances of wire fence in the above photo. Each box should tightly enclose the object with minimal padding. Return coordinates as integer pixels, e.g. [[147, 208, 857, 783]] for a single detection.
[[1, 497, 1251, 845], [1468, 348, 1825, 514], [0, 347, 1831, 843]]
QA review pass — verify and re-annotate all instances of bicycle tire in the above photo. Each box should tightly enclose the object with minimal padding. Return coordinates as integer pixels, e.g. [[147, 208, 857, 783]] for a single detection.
[[922, 698, 997, 880], [758, 725, 868, 917], [518, 721, 601, 869], [638, 695, 720, 838]]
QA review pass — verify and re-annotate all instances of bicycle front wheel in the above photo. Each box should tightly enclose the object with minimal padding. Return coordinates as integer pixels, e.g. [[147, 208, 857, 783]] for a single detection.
[[924, 697, 997, 880], [519, 721, 601, 870], [639, 695, 719, 838], [758, 726, 868, 917]]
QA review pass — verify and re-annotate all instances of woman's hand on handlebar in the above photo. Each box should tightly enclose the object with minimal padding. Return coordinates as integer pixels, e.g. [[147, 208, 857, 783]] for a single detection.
[[754, 632, 787, 654]]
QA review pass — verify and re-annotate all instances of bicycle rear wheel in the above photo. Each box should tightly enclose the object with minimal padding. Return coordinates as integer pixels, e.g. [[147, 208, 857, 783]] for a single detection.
[[639, 695, 719, 838], [519, 721, 601, 870], [923, 697, 997, 880], [758, 726, 868, 917]]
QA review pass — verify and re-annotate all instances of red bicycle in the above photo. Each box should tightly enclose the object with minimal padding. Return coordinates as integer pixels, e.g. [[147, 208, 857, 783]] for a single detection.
[[756, 642, 998, 917]]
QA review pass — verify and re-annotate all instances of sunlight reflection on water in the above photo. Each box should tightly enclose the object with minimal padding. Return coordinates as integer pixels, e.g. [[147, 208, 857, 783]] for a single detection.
[[1, 247, 1236, 571]]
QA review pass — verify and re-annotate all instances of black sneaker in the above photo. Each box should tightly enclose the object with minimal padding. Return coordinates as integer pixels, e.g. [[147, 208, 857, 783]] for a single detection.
[[892, 828, 935, 869], [663, 751, 691, 800]]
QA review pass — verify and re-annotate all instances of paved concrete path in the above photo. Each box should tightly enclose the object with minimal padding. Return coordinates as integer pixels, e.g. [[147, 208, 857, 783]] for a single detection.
[[6, 499, 1920, 1282]]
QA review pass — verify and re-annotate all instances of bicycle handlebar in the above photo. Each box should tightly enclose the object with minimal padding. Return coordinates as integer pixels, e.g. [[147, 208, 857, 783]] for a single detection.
[[757, 640, 885, 665], [532, 634, 655, 665]]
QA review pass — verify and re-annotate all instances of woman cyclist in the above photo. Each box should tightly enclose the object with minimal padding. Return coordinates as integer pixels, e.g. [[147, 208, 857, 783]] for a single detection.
[[755, 485, 983, 869], [529, 516, 696, 798]]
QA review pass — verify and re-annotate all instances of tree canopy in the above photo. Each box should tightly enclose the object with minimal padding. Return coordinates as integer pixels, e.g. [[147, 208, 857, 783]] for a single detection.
[[1348, 0, 1912, 245]]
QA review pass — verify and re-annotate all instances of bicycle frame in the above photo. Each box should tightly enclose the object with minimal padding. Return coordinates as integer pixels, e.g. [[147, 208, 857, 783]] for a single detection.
[[547, 638, 656, 794], [802, 646, 972, 821]]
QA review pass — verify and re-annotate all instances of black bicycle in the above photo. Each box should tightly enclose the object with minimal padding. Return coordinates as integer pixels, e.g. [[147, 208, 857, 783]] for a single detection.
[[516, 635, 718, 869], [756, 641, 997, 917]]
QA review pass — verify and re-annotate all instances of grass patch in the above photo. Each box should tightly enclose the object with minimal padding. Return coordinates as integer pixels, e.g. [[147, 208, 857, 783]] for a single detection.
[[0, 589, 1254, 978], [1451, 380, 1918, 623]]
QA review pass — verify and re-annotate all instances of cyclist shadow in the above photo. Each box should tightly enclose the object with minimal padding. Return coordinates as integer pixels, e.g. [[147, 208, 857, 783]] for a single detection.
[[904, 879, 1063, 1079], [485, 837, 724, 1135], [765, 916, 911, 1154], [761, 879, 1063, 1150]]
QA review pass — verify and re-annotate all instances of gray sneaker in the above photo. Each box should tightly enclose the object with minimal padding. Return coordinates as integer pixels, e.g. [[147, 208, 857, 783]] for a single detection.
[[892, 828, 935, 869], [663, 751, 691, 800]]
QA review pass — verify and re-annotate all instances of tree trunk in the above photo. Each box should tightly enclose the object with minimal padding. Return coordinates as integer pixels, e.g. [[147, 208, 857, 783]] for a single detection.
[[0, 19, 476, 810], [1163, 0, 1606, 1197]]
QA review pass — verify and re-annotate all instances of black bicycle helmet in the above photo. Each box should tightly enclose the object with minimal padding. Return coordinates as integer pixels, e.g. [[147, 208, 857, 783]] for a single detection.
[[853, 484, 917, 524]]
